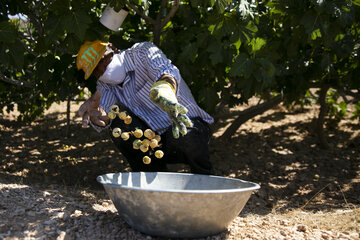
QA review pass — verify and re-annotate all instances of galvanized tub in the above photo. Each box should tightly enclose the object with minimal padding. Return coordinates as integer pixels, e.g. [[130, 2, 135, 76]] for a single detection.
[[97, 172, 260, 238]]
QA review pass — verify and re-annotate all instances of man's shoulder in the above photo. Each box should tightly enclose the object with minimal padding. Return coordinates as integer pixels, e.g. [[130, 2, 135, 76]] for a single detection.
[[130, 41, 157, 50]]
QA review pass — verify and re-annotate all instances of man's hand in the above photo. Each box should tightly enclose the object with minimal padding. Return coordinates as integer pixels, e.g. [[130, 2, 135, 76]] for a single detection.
[[78, 90, 110, 127], [149, 81, 193, 139]]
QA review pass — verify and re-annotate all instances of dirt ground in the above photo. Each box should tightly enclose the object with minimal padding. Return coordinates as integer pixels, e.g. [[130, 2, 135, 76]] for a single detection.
[[0, 99, 359, 239]]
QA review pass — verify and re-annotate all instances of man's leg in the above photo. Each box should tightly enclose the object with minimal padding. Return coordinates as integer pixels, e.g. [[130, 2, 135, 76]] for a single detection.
[[109, 106, 168, 172], [161, 118, 215, 175]]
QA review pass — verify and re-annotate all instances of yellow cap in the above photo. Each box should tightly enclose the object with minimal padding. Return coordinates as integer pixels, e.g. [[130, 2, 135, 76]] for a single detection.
[[77, 40, 109, 79]]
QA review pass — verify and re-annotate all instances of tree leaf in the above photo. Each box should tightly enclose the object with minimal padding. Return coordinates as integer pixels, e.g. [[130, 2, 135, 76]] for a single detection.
[[61, 10, 92, 41], [229, 53, 253, 78], [258, 58, 275, 79], [233, 37, 242, 51], [44, 14, 63, 44], [300, 10, 319, 34], [198, 87, 219, 114], [0, 21, 17, 43], [48, 0, 70, 15], [215, 0, 228, 13], [8, 40, 24, 69], [64, 34, 82, 53], [179, 43, 198, 63], [36, 55, 55, 81], [353, 0, 360, 7], [321, 54, 331, 70], [207, 41, 223, 65], [249, 37, 266, 53]]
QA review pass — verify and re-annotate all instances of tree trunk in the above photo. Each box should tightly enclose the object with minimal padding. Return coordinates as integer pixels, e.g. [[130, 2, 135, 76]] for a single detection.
[[65, 96, 71, 138], [219, 95, 282, 141], [315, 85, 330, 149], [153, 24, 161, 46], [126, 0, 179, 47]]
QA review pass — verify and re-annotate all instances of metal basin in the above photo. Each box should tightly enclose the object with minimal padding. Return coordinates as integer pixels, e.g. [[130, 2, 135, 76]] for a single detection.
[[97, 172, 260, 238]]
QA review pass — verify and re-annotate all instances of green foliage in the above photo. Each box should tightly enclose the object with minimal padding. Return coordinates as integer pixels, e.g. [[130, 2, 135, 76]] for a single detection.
[[0, 0, 359, 129], [326, 89, 348, 124], [0, 0, 108, 120], [256, 0, 360, 119], [352, 103, 360, 120]]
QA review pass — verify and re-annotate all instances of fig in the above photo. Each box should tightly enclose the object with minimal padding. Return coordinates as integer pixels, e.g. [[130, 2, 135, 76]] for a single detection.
[[118, 111, 127, 120], [133, 139, 142, 150], [124, 115, 132, 124], [154, 150, 164, 159], [133, 129, 143, 138], [112, 128, 122, 138], [140, 144, 149, 153], [108, 111, 116, 119], [144, 129, 155, 139], [143, 156, 151, 164], [121, 132, 130, 141], [154, 135, 161, 142], [149, 139, 158, 149], [110, 105, 119, 113], [142, 139, 150, 147]]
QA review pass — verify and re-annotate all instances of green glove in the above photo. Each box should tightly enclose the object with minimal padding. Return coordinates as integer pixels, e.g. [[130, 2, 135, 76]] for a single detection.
[[149, 81, 193, 138]]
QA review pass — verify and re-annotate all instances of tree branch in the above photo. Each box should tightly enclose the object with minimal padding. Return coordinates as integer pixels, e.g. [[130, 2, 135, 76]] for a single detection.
[[337, 88, 350, 104], [0, 72, 34, 88], [0, 91, 40, 108], [315, 85, 330, 149], [125, 1, 156, 25], [18, 37, 37, 56], [340, 89, 360, 103], [26, 1, 46, 37], [219, 94, 283, 141], [161, 0, 180, 28], [157, 0, 168, 23], [27, 11, 44, 37]]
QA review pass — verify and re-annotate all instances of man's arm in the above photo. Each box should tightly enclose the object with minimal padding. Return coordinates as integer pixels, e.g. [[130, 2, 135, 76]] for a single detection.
[[136, 42, 182, 90], [157, 74, 177, 92], [78, 90, 109, 128], [149, 75, 193, 139]]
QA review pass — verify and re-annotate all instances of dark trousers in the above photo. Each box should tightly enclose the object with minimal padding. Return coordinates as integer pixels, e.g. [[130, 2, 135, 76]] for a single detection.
[[109, 105, 214, 175]]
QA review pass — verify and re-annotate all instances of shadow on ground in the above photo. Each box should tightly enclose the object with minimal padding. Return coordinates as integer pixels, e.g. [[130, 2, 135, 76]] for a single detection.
[[211, 109, 359, 215], [0, 104, 359, 218]]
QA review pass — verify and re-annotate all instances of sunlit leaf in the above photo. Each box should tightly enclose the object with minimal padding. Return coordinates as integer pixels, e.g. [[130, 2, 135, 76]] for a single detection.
[[353, 0, 360, 7], [249, 37, 266, 53]]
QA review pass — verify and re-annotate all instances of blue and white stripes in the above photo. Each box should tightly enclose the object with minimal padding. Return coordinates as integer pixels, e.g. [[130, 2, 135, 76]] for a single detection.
[[93, 42, 214, 134]]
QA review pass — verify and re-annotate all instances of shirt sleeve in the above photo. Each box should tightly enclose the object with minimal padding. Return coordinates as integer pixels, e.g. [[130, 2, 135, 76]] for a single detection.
[[135, 42, 183, 92], [97, 81, 117, 113], [89, 81, 117, 133]]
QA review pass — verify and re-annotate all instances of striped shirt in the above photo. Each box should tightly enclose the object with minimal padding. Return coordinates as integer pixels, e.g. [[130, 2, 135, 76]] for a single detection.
[[92, 42, 214, 134]]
